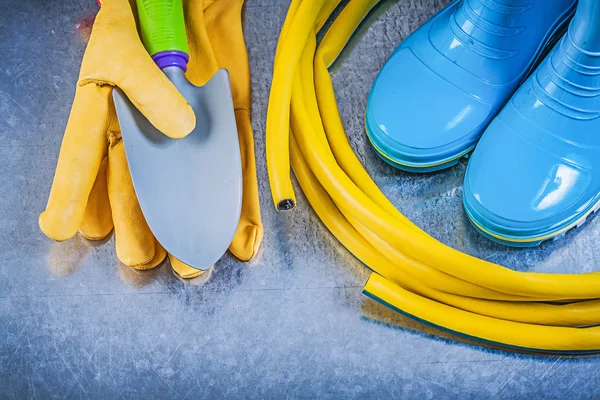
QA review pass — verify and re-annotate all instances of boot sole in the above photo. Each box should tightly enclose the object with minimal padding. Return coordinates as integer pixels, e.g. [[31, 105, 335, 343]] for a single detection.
[[466, 198, 600, 248]]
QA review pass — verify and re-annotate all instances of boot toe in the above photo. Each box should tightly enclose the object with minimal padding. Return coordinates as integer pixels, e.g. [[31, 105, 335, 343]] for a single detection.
[[366, 47, 492, 171], [463, 119, 597, 244]]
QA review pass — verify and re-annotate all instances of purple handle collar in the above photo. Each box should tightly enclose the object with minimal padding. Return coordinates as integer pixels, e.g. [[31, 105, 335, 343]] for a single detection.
[[152, 51, 189, 72]]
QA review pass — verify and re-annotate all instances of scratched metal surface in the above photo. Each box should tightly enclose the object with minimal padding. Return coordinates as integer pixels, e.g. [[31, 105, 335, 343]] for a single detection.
[[2, 0, 600, 398]]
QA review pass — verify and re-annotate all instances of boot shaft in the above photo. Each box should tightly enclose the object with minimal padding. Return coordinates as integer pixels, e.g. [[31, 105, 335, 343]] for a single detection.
[[454, 0, 576, 52], [429, 0, 576, 84], [570, 0, 600, 52]]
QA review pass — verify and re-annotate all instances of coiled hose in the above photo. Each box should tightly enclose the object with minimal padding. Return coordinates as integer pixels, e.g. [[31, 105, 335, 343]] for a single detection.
[[266, 0, 600, 353]]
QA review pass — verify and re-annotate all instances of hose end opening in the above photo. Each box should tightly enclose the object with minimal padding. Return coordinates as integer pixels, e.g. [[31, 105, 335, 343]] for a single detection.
[[277, 199, 296, 211]]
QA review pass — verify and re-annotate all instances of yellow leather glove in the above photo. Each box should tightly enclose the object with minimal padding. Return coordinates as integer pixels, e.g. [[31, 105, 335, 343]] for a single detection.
[[40, 0, 263, 277]]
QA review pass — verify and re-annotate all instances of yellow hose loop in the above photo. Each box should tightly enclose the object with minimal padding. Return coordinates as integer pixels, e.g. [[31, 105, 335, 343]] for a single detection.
[[268, 0, 600, 352]]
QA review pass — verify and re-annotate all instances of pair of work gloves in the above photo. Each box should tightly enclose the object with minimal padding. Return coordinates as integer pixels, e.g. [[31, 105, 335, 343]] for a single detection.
[[39, 0, 263, 278]]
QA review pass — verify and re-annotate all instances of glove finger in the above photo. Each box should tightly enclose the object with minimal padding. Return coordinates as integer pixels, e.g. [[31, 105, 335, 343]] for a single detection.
[[133, 239, 167, 271], [169, 254, 206, 279], [113, 55, 196, 140], [106, 119, 156, 267], [183, 0, 220, 86], [203, 0, 248, 108], [169, 253, 209, 280], [228, 110, 263, 261], [39, 84, 111, 241], [80, 0, 196, 139], [79, 157, 114, 240]]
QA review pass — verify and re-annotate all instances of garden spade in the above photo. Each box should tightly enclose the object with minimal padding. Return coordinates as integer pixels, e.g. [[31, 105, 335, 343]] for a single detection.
[[113, 0, 242, 270]]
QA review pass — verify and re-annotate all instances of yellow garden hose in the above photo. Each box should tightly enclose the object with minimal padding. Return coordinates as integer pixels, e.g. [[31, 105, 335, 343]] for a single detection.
[[267, 0, 600, 353]]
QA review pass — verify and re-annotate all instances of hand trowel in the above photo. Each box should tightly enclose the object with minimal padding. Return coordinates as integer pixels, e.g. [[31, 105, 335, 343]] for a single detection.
[[112, 0, 242, 270]]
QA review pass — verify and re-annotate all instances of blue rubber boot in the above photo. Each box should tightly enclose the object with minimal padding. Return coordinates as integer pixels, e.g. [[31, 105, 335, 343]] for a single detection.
[[463, 0, 600, 247], [365, 0, 576, 172]]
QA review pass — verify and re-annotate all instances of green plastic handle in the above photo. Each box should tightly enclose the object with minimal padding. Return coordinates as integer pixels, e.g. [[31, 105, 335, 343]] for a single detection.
[[136, 0, 189, 56]]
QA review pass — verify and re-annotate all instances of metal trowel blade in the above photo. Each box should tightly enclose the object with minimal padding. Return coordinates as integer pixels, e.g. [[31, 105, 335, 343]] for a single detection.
[[113, 67, 242, 270]]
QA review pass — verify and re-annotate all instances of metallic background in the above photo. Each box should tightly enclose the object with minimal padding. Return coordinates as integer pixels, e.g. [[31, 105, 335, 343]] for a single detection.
[[2, 0, 599, 398]]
